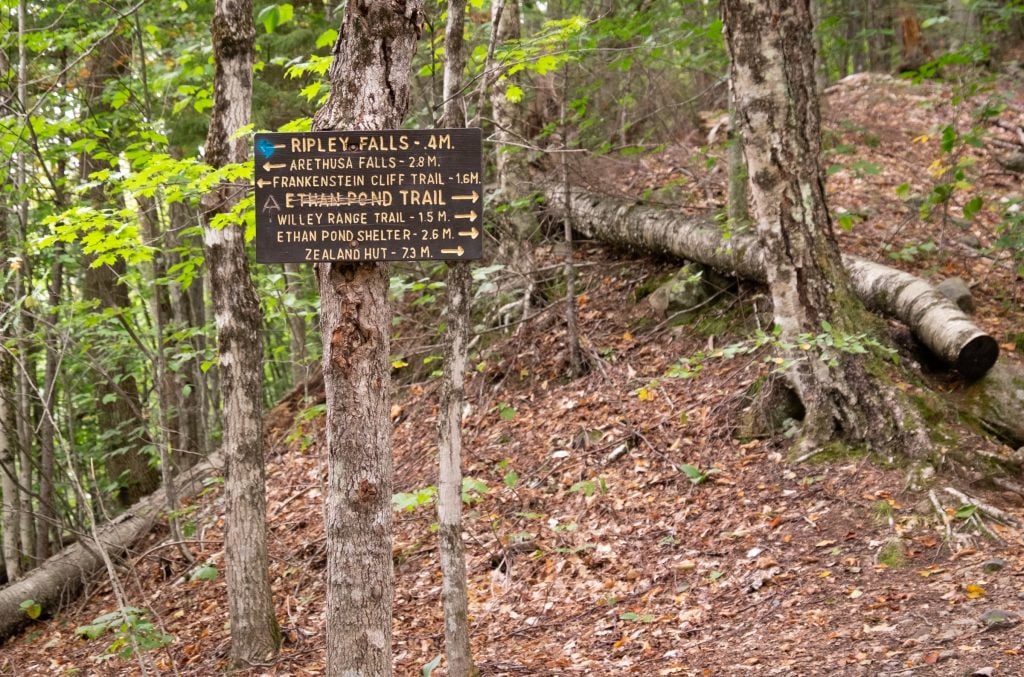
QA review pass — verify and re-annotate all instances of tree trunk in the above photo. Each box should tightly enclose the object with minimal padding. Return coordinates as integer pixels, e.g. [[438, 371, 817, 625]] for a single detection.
[[0, 215, 19, 580], [139, 196, 189, 556], [437, 1, 475, 674], [35, 248, 62, 561], [0, 68, 22, 578], [79, 34, 160, 510], [283, 263, 309, 386], [202, 0, 279, 665], [312, 2, 422, 673], [167, 197, 208, 470], [727, 0, 932, 455], [0, 450, 224, 642], [0, 352, 17, 582], [14, 0, 35, 570], [489, 0, 538, 319], [726, 66, 749, 227], [83, 262, 160, 508]]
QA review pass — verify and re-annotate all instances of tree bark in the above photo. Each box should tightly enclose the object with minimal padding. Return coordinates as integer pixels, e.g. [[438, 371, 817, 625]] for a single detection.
[[726, 0, 930, 454], [78, 33, 160, 510], [0, 214, 20, 580], [202, 0, 279, 664], [0, 354, 17, 582], [35, 247, 62, 561], [543, 183, 997, 380], [82, 262, 161, 509], [312, 2, 422, 673], [489, 0, 538, 318], [167, 197, 208, 470], [0, 451, 224, 642], [283, 263, 309, 386], [0, 54, 22, 578], [14, 0, 35, 570], [437, 1, 475, 674]]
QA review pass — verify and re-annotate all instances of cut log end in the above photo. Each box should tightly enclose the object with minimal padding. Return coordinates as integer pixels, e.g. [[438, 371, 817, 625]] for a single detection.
[[958, 335, 999, 380]]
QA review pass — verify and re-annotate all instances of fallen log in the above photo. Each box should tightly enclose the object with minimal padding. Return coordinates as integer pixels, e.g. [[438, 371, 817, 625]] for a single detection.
[[545, 184, 998, 379], [0, 451, 223, 642]]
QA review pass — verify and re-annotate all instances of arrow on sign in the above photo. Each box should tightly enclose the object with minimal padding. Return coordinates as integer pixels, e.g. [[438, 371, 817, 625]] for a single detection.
[[441, 247, 465, 256], [262, 162, 286, 171], [256, 178, 272, 188], [458, 227, 479, 239], [451, 191, 479, 203], [454, 210, 477, 222]]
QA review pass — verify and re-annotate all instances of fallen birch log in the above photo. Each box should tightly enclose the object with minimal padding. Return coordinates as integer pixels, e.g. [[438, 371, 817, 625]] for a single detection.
[[0, 452, 223, 642], [545, 184, 998, 379]]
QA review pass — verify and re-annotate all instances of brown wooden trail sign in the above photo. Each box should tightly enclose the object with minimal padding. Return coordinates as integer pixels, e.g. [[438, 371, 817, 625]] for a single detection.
[[254, 128, 483, 263]]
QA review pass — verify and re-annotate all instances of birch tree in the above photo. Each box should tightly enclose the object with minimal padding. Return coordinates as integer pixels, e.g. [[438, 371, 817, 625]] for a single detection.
[[436, 0, 475, 673], [721, 0, 930, 457]]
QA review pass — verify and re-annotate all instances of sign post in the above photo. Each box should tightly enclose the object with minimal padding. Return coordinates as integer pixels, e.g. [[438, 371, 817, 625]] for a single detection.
[[254, 128, 483, 263]]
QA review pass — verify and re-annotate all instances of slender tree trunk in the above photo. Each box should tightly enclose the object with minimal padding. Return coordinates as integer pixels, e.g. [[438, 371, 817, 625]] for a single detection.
[[312, 2, 423, 673], [489, 0, 537, 319], [202, 0, 279, 665], [0, 42, 22, 581], [35, 248, 62, 562], [559, 68, 583, 377], [726, 68, 749, 227], [283, 263, 308, 386], [79, 34, 160, 509], [0, 205, 20, 580], [722, 0, 929, 457], [15, 0, 36, 569], [139, 197, 189, 558], [167, 197, 208, 469], [437, 1, 475, 674], [15, 361, 34, 569], [0, 351, 18, 581], [82, 261, 160, 508]]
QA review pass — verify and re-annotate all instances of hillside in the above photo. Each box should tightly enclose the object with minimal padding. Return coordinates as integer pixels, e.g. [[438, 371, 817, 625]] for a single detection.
[[3, 74, 1024, 676]]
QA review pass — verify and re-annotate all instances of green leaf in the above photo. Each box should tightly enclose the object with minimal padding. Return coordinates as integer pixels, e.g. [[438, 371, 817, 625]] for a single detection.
[[963, 196, 983, 220], [955, 504, 977, 520], [505, 84, 524, 103], [257, 4, 280, 33], [75, 623, 108, 640], [497, 403, 516, 421], [19, 599, 41, 620], [422, 654, 442, 677], [190, 565, 218, 582], [941, 125, 957, 154], [503, 470, 519, 489], [316, 29, 338, 49], [679, 463, 707, 485], [570, 479, 596, 496], [277, 3, 293, 25], [461, 477, 488, 503]]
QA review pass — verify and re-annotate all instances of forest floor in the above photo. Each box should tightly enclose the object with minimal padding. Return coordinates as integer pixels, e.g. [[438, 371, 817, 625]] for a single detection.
[[4, 72, 1024, 676]]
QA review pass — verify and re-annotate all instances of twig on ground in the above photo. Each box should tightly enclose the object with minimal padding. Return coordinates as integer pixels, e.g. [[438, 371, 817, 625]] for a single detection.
[[944, 487, 1021, 528]]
